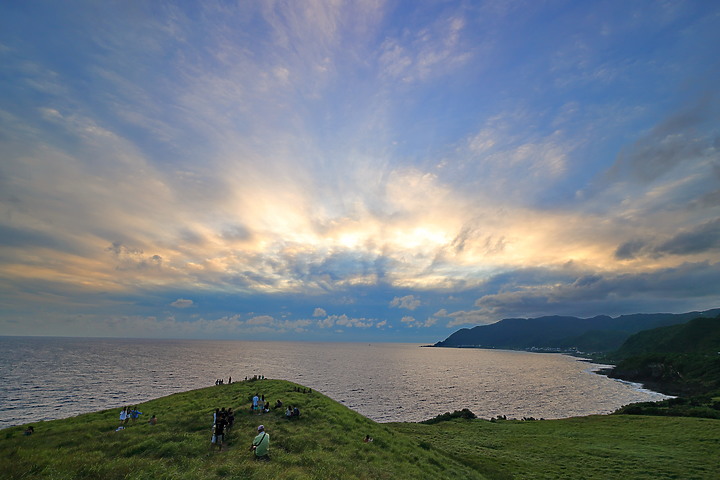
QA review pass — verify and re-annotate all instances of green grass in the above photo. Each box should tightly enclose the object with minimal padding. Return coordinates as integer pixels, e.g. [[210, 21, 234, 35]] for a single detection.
[[2, 379, 719, 479], [393, 415, 720, 479]]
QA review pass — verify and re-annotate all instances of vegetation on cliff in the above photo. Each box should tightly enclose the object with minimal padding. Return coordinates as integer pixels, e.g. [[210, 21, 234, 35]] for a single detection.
[[607, 315, 720, 417]]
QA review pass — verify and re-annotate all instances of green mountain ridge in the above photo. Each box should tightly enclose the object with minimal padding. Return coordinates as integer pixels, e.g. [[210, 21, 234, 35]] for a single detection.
[[613, 315, 720, 357], [607, 315, 720, 399], [434, 308, 720, 352]]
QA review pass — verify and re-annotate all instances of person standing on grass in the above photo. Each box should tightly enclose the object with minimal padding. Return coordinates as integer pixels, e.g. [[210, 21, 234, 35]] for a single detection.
[[251, 425, 270, 460], [130, 406, 141, 423], [212, 414, 226, 451]]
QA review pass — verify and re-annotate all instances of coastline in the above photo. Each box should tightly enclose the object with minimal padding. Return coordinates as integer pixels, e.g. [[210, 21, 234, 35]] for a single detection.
[[0, 338, 670, 429]]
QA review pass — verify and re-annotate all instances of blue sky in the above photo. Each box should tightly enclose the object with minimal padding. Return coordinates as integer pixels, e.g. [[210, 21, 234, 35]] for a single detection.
[[1, 1, 719, 342]]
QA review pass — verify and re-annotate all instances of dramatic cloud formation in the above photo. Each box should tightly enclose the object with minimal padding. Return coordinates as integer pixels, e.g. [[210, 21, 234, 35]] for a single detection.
[[1, 1, 719, 341]]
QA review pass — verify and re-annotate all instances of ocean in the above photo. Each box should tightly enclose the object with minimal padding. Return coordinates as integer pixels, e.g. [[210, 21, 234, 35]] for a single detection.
[[0, 336, 668, 429]]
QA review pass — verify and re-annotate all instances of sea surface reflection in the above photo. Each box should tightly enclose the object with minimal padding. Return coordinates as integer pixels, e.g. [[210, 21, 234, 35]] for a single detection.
[[0, 337, 668, 429]]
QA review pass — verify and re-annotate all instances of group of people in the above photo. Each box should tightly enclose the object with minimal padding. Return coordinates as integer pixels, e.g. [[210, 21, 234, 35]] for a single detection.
[[211, 407, 236, 451], [210, 404, 270, 460], [117, 406, 156, 431], [214, 375, 271, 386], [113, 381, 331, 461], [285, 405, 300, 418], [117, 406, 143, 429], [251, 393, 268, 414]]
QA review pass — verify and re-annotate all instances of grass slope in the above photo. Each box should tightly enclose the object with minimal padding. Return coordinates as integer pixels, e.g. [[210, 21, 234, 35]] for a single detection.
[[393, 415, 720, 480], [0, 379, 483, 480], [2, 379, 719, 479]]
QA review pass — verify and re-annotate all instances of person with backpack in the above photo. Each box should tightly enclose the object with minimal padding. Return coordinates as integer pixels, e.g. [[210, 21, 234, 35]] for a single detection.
[[250, 425, 270, 460]]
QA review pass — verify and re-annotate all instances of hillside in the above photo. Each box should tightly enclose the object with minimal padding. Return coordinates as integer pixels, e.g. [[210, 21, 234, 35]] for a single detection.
[[1, 379, 481, 480], [607, 315, 720, 398], [2, 379, 720, 479], [434, 308, 720, 352], [613, 315, 720, 357]]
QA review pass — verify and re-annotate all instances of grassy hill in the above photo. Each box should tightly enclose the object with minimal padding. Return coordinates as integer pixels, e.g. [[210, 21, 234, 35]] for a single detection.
[[2, 379, 720, 479]]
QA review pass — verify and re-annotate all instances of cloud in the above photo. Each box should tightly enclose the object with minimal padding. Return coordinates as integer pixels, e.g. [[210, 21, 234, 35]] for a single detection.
[[615, 218, 720, 259], [316, 313, 378, 329], [390, 295, 421, 310], [601, 96, 719, 186], [656, 218, 720, 256], [170, 298, 194, 309], [441, 262, 720, 327], [246, 315, 275, 325], [401, 314, 439, 328], [2, 1, 720, 341], [378, 14, 471, 83]]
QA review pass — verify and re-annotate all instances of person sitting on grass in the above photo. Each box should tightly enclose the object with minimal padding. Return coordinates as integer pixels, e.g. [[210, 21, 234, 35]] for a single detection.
[[251, 425, 270, 460], [148, 415, 157, 425]]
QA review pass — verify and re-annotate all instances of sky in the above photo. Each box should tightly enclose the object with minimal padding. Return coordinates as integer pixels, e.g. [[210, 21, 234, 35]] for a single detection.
[[1, 1, 719, 342]]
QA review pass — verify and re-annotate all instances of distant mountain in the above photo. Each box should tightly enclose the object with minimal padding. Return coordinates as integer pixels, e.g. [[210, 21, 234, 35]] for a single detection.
[[433, 308, 720, 353]]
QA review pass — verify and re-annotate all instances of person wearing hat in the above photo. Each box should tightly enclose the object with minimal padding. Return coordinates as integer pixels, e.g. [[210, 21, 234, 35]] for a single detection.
[[251, 425, 270, 460]]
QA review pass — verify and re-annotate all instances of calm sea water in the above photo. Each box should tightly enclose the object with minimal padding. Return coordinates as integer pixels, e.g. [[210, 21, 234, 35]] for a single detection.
[[0, 336, 668, 429]]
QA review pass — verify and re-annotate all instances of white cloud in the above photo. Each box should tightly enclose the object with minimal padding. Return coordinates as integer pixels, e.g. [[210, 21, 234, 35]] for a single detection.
[[170, 298, 194, 308], [378, 14, 472, 83], [245, 315, 275, 325], [390, 295, 421, 310], [316, 313, 379, 329], [313, 307, 327, 317]]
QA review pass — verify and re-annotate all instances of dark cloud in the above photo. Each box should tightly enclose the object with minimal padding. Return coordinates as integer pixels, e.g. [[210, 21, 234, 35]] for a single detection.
[[106, 242, 162, 270], [107, 241, 143, 257], [440, 262, 720, 326], [615, 217, 720, 259], [656, 218, 720, 255], [178, 229, 206, 245], [603, 95, 719, 185], [614, 239, 650, 260], [220, 224, 252, 241], [687, 189, 720, 210], [0, 224, 60, 249], [273, 249, 393, 287]]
